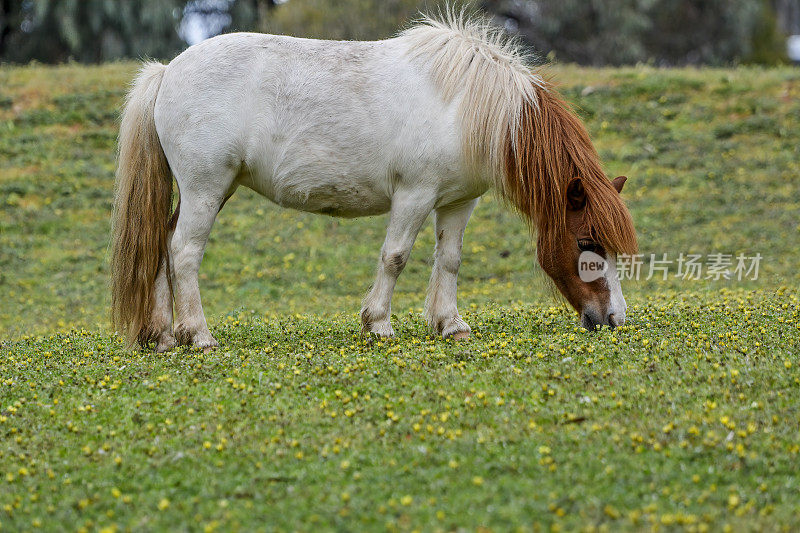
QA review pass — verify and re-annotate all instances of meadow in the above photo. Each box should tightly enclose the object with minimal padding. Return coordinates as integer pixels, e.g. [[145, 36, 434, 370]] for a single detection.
[[1, 62, 799, 530]]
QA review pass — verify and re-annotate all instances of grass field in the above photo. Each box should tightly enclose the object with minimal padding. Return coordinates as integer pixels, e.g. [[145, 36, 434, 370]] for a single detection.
[[1, 62, 799, 530]]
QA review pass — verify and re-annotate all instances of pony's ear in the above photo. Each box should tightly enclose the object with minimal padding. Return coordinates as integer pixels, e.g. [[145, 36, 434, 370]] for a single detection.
[[566, 177, 586, 211], [612, 175, 627, 193]]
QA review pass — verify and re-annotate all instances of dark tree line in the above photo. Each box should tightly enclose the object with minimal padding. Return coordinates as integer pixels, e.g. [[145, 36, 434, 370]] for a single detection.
[[0, 0, 793, 65], [1, 0, 183, 62], [0, 0, 277, 63], [485, 0, 790, 65]]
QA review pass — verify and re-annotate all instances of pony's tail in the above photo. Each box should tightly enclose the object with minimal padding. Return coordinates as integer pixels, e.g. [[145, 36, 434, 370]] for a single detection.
[[111, 61, 172, 346]]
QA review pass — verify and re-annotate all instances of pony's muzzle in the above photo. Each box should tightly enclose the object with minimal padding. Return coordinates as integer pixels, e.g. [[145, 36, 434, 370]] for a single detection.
[[580, 310, 602, 331], [581, 310, 624, 331]]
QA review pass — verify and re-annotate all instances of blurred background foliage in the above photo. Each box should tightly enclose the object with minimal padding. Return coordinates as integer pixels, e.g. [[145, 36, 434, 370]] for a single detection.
[[0, 0, 796, 65]]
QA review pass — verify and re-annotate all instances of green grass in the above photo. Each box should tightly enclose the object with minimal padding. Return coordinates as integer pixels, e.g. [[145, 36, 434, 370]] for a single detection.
[[1, 62, 799, 530]]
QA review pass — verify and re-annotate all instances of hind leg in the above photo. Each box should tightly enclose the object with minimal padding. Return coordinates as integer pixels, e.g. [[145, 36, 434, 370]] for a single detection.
[[425, 199, 476, 339], [151, 255, 177, 352], [151, 206, 181, 352], [170, 191, 226, 350]]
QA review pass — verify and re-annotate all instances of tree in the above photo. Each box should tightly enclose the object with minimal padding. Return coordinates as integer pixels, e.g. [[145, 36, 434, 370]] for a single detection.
[[1, 0, 186, 63], [484, 0, 786, 65]]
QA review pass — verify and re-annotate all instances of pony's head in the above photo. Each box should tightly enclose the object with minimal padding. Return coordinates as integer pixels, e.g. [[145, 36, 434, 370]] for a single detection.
[[504, 88, 638, 330], [536, 175, 632, 329]]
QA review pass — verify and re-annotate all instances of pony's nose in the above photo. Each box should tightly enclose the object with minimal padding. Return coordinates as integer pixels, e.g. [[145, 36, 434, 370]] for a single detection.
[[608, 313, 624, 328]]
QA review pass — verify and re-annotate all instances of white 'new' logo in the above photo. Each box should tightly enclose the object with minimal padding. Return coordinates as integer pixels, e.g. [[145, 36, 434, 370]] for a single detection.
[[578, 251, 608, 282]]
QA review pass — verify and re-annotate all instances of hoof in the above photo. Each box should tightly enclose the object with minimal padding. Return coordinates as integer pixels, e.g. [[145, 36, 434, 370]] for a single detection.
[[360, 308, 394, 338], [439, 315, 471, 340], [155, 334, 177, 353], [197, 336, 220, 353], [449, 331, 470, 341], [175, 324, 218, 351], [365, 321, 395, 339]]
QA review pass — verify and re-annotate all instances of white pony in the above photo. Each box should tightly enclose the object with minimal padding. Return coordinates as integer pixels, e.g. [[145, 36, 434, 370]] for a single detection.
[[111, 15, 637, 351]]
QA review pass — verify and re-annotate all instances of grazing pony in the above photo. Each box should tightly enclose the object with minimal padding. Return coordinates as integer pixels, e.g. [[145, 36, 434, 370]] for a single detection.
[[111, 15, 637, 351]]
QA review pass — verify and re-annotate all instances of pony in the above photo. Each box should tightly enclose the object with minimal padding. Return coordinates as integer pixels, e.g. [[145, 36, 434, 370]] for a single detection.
[[111, 14, 637, 351]]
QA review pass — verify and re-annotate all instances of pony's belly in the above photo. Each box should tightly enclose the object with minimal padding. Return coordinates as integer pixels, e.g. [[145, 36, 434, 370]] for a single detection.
[[248, 175, 392, 218], [279, 189, 392, 218]]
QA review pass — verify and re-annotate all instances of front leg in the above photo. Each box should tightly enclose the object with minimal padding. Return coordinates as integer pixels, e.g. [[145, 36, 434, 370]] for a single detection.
[[425, 199, 477, 339], [361, 190, 435, 337]]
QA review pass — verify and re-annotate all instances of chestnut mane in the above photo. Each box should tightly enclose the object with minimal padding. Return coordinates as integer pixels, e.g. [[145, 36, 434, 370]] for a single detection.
[[403, 14, 637, 255]]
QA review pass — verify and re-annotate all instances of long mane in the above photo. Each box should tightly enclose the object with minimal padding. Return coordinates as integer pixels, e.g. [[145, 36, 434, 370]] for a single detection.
[[402, 14, 637, 255]]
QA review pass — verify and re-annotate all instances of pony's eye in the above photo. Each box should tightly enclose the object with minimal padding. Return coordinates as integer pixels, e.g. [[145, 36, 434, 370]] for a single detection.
[[577, 240, 598, 252]]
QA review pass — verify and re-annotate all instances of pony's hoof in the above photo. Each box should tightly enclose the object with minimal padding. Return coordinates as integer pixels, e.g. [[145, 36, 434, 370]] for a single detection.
[[155, 334, 177, 353], [367, 322, 395, 339], [440, 315, 471, 340], [197, 336, 220, 353], [175, 324, 218, 351], [361, 308, 394, 337], [360, 308, 394, 339]]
